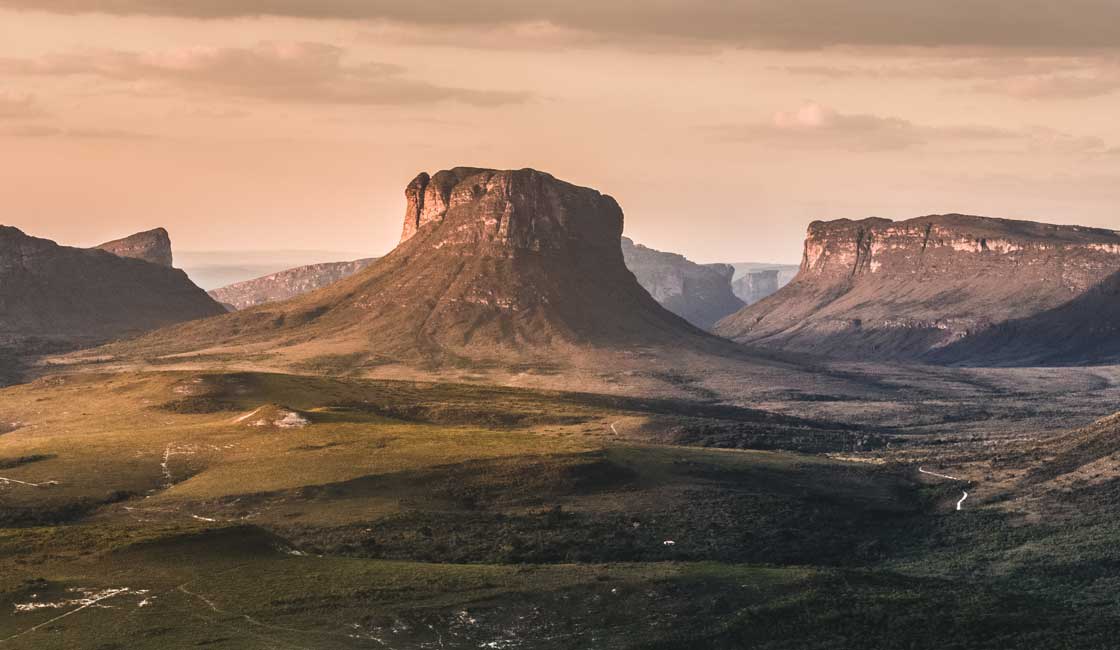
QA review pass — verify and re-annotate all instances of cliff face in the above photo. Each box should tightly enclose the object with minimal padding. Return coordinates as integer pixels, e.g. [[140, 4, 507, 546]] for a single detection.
[[94, 228, 173, 268], [0, 226, 225, 343], [715, 214, 1120, 361], [210, 258, 377, 310], [137, 168, 713, 365], [398, 167, 623, 256], [733, 270, 780, 305], [620, 237, 744, 330]]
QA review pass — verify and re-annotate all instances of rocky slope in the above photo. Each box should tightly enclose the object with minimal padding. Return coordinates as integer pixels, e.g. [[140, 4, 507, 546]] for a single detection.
[[209, 258, 377, 310], [715, 214, 1120, 362], [620, 237, 744, 329], [115, 167, 719, 368], [93, 227, 173, 267], [0, 226, 225, 345], [209, 237, 743, 331]]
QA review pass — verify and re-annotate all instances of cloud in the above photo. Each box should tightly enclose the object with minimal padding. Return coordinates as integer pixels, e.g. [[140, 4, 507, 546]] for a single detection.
[[1, 123, 152, 139], [0, 42, 530, 107], [0, 92, 48, 119], [783, 57, 1120, 99], [714, 101, 1108, 153], [6, 1, 1120, 51]]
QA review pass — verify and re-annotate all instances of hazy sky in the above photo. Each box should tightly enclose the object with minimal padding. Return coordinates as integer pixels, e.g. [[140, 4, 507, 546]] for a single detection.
[[2, 2, 1120, 264]]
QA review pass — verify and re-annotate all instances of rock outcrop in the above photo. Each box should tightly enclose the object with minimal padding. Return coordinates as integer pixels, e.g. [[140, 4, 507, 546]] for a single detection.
[[210, 258, 377, 311], [94, 228, 173, 268], [620, 237, 744, 330], [129, 167, 715, 366], [733, 270, 780, 305], [715, 214, 1120, 362], [0, 226, 225, 345]]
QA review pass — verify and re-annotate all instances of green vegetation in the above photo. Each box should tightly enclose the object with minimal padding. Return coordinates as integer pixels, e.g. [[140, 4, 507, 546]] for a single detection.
[[1, 370, 1118, 648]]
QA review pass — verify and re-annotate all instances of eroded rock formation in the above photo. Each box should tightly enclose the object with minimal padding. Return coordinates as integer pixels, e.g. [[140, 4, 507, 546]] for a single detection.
[[620, 237, 744, 330], [715, 214, 1120, 362], [134, 167, 714, 366], [210, 258, 377, 311], [94, 228, 173, 268]]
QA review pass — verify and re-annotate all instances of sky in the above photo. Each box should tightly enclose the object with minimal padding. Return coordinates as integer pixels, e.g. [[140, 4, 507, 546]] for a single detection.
[[2, 2, 1120, 265]]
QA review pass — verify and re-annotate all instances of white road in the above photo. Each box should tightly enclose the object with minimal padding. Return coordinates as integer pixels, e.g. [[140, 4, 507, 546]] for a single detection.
[[918, 466, 970, 512], [0, 476, 58, 488]]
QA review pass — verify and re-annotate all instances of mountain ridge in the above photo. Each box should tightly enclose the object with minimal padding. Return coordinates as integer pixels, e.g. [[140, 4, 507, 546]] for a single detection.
[[715, 213, 1120, 361]]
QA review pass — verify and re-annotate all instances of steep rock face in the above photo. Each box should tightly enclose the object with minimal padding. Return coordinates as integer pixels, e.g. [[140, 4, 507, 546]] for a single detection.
[[733, 270, 780, 305], [94, 228, 173, 268], [715, 214, 1120, 361], [0, 226, 225, 343], [134, 168, 713, 365], [210, 258, 378, 310], [620, 237, 745, 330]]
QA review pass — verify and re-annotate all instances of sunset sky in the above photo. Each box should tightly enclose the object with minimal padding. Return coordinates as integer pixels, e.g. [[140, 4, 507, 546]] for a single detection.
[[3, 1, 1120, 264]]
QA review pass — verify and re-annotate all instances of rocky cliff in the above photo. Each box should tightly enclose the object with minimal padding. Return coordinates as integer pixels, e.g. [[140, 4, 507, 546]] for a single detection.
[[715, 214, 1120, 362], [94, 227, 173, 267], [620, 237, 744, 330], [0, 226, 225, 344], [126, 167, 715, 367], [210, 258, 377, 310]]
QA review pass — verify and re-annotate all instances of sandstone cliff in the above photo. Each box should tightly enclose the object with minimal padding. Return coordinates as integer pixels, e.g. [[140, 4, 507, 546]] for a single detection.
[[94, 228, 173, 267], [620, 237, 744, 330], [210, 258, 377, 310], [0, 225, 225, 344], [715, 214, 1120, 362], [120, 168, 716, 367]]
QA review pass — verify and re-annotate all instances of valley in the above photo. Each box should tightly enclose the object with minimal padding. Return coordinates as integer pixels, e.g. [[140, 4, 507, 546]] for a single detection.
[[3, 168, 1120, 648], [1, 358, 1119, 648]]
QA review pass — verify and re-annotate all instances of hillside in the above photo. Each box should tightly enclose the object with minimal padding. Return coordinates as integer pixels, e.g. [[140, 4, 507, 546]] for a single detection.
[[106, 168, 725, 371], [620, 237, 744, 329], [0, 226, 225, 344], [209, 258, 377, 310], [716, 214, 1120, 361]]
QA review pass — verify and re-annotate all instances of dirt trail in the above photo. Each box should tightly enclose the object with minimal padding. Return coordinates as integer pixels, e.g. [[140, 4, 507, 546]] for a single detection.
[[918, 466, 970, 512]]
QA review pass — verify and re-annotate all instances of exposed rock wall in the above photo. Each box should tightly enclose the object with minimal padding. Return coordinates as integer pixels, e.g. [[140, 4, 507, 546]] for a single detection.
[[210, 258, 377, 310], [715, 214, 1120, 362], [94, 228, 173, 268], [135, 167, 716, 365], [733, 270, 781, 305], [621, 237, 745, 330]]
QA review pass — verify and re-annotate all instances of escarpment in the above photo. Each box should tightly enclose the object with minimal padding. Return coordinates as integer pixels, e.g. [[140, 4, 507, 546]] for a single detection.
[[715, 214, 1120, 363], [620, 237, 745, 330]]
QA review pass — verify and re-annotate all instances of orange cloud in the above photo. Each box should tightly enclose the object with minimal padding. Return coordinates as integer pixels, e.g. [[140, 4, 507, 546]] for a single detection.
[[0, 42, 531, 106], [0, 92, 47, 119], [713, 101, 1107, 153]]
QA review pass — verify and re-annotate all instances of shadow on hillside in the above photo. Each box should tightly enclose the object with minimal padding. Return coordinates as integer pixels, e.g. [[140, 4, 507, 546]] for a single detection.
[[928, 269, 1120, 367]]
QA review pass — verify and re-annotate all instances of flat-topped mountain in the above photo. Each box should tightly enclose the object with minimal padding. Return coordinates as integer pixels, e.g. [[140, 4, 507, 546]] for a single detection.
[[209, 258, 377, 310], [620, 237, 744, 329], [715, 214, 1120, 362], [115, 168, 718, 369], [93, 227, 173, 267], [208, 236, 742, 331], [0, 225, 225, 344]]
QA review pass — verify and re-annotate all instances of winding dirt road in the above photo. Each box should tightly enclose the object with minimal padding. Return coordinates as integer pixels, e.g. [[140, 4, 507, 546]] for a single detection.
[[918, 466, 970, 512]]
